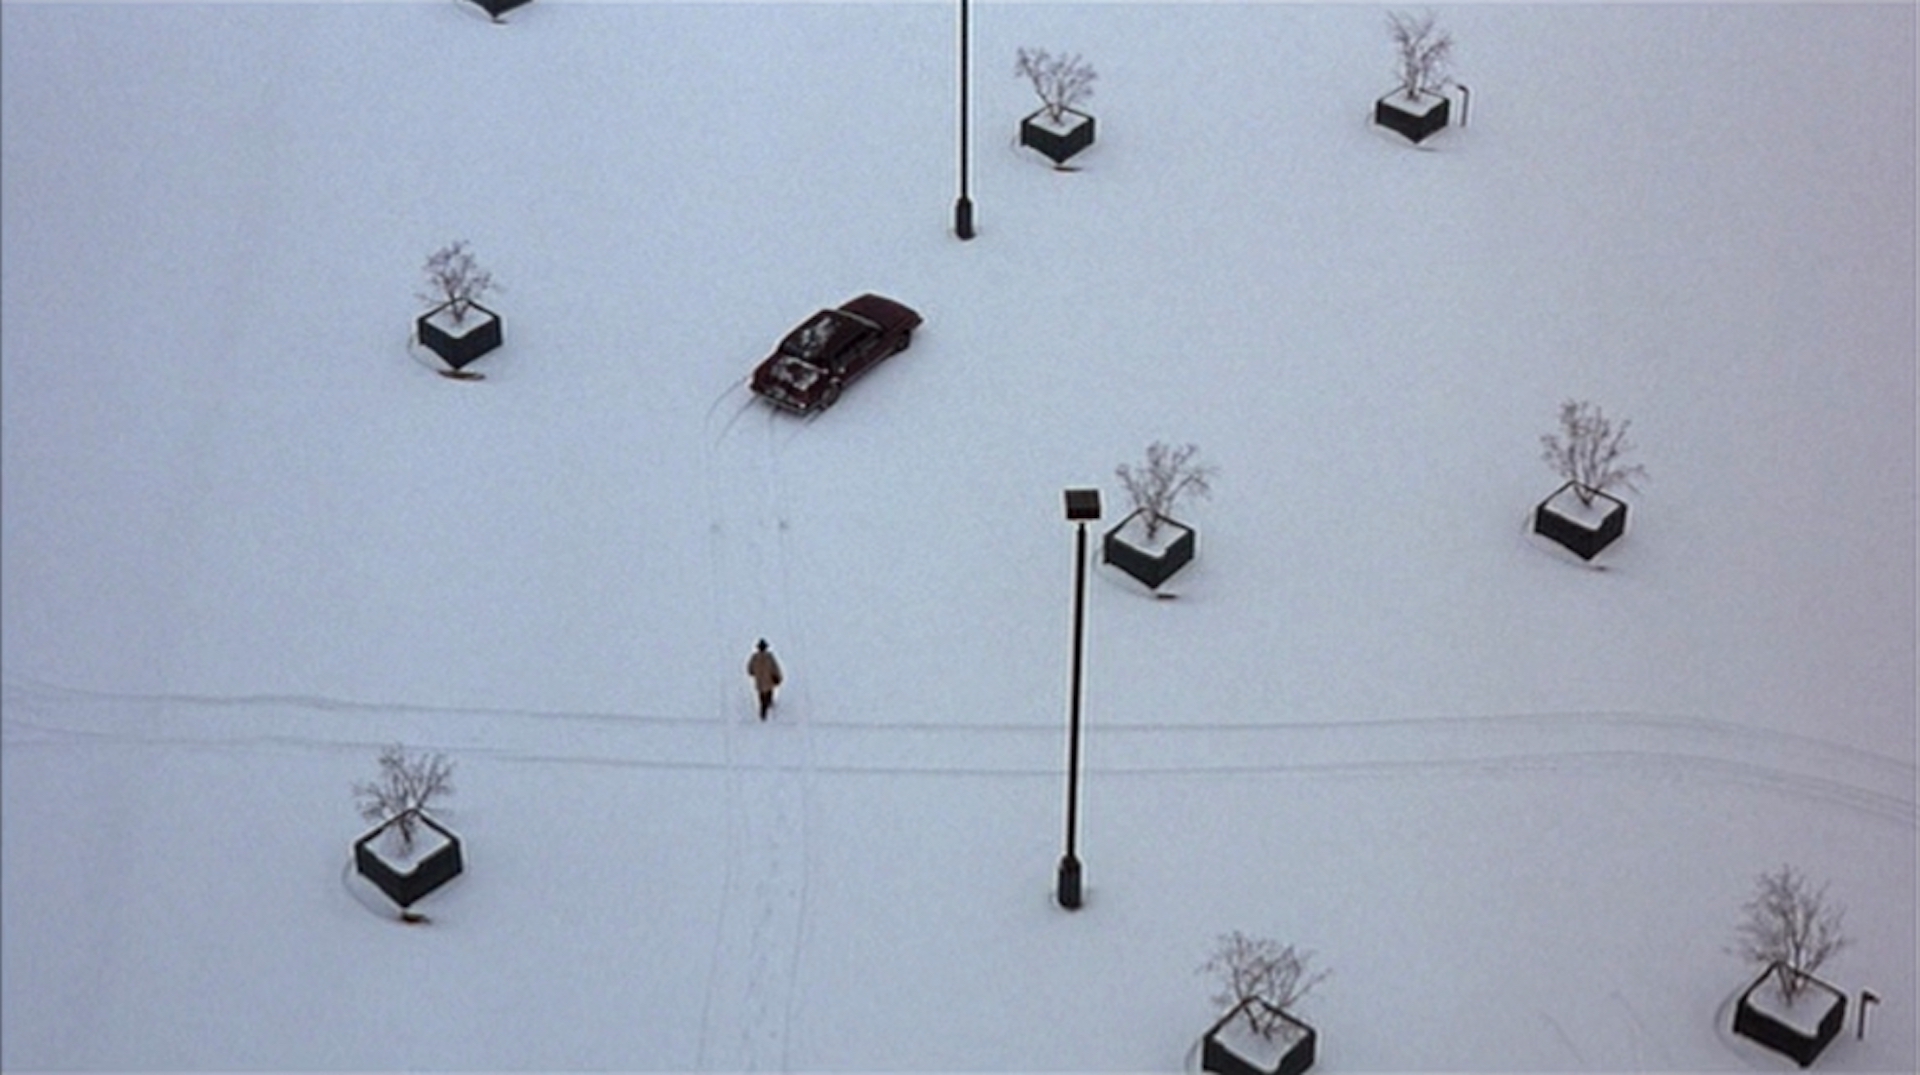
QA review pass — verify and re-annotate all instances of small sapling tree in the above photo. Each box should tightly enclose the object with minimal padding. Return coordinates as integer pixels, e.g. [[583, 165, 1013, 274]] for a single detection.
[[1540, 399, 1648, 507], [1387, 10, 1454, 103], [1116, 441, 1216, 543], [354, 744, 455, 855], [1015, 47, 1097, 125], [417, 240, 498, 327], [1202, 931, 1329, 1038], [1733, 864, 1849, 1005]]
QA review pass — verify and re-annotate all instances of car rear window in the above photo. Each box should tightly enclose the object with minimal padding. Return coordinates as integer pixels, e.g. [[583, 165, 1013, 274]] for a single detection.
[[782, 313, 843, 359]]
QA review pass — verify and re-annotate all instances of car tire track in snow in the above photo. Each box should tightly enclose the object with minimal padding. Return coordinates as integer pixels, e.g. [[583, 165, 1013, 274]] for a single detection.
[[1609, 989, 1666, 1070], [1539, 1010, 1588, 1066], [0, 677, 729, 771], [695, 389, 814, 1071], [0, 676, 708, 727]]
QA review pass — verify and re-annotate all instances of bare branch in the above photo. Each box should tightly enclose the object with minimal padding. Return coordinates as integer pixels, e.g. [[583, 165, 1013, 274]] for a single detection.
[[1387, 10, 1454, 100], [1200, 931, 1329, 1040], [1732, 865, 1848, 1006], [1116, 441, 1216, 543], [1540, 399, 1649, 506], [353, 744, 456, 854], [417, 240, 499, 326], [1015, 48, 1097, 124]]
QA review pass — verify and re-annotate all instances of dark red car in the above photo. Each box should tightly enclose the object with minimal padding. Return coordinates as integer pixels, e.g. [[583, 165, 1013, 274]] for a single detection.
[[750, 294, 922, 413]]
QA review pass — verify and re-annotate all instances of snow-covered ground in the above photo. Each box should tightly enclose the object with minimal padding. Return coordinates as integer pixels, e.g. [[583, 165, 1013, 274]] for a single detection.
[[2, 1, 1913, 1070]]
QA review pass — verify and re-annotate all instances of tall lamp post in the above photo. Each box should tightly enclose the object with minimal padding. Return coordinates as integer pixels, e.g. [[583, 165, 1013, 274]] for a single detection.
[[1058, 488, 1101, 909], [953, 0, 975, 239]]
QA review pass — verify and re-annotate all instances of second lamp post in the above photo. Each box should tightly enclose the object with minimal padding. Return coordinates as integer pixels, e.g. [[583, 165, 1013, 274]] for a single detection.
[[953, 0, 975, 239], [1058, 488, 1101, 909]]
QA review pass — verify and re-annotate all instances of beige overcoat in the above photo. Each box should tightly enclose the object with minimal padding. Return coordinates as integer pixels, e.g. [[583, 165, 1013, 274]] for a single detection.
[[747, 648, 783, 693]]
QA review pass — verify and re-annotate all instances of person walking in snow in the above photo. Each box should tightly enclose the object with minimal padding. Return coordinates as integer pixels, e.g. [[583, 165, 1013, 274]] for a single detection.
[[747, 639, 783, 720]]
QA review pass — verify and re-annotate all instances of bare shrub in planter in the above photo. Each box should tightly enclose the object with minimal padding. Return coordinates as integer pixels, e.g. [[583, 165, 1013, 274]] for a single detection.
[[415, 240, 503, 372], [1533, 399, 1647, 560], [1729, 866, 1851, 1066], [1106, 441, 1216, 589], [351, 745, 462, 917], [1200, 932, 1328, 1075], [1376, 10, 1457, 143], [1015, 48, 1097, 167]]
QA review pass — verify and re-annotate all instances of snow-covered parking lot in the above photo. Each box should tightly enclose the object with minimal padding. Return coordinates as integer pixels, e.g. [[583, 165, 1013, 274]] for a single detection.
[[3, 2, 1912, 1070]]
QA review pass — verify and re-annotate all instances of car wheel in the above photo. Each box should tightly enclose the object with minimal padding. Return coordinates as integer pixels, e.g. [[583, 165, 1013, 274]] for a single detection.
[[894, 329, 913, 353], [819, 381, 842, 410]]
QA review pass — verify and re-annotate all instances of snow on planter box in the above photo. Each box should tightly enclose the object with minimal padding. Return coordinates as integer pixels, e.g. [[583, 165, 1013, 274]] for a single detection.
[[417, 301, 502, 371], [354, 809, 464, 910], [1102, 506, 1194, 590], [1532, 480, 1627, 561], [1202, 999, 1316, 1075], [1733, 962, 1846, 1069], [1375, 89, 1450, 144], [1020, 107, 1095, 167]]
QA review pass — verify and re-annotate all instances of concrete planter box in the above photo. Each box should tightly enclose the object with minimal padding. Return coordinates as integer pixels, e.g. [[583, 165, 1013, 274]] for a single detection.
[[1375, 89, 1450, 144], [1020, 107, 1095, 167], [1203, 999, 1316, 1075], [1103, 507, 1194, 590], [1733, 962, 1846, 1068], [416, 301, 502, 371], [1533, 480, 1627, 561], [353, 809, 464, 910]]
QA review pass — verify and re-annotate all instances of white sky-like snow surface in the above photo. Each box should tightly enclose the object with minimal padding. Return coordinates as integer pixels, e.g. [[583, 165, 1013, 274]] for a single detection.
[[2, 2, 1913, 1071]]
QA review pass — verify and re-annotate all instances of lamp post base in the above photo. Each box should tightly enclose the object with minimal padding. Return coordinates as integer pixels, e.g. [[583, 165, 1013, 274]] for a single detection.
[[1056, 853, 1083, 910], [954, 196, 975, 240]]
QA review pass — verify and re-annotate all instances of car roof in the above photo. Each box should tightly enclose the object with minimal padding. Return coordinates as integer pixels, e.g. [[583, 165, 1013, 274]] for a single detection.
[[779, 308, 875, 362]]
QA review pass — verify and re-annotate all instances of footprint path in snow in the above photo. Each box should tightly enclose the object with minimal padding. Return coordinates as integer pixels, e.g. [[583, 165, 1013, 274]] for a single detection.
[[698, 726, 812, 1070], [695, 384, 816, 1071]]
